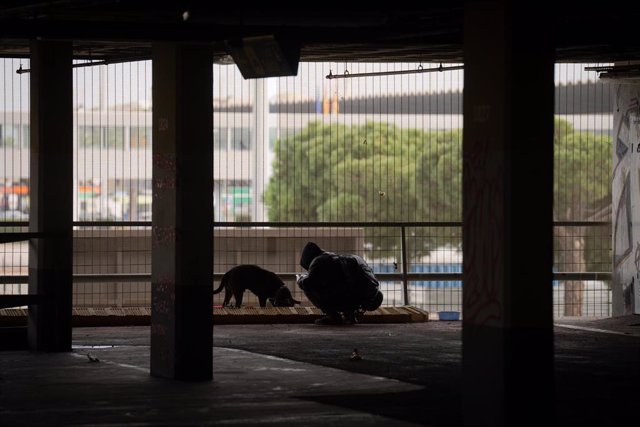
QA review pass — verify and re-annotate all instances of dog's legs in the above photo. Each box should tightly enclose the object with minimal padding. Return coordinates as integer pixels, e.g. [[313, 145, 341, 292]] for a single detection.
[[222, 289, 233, 307], [233, 290, 244, 308], [258, 296, 267, 308]]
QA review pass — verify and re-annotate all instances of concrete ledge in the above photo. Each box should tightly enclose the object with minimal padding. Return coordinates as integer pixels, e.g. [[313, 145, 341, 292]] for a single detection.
[[213, 306, 429, 324], [0, 306, 429, 326]]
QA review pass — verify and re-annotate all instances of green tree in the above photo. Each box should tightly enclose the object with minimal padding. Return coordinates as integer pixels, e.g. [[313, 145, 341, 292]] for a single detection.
[[265, 121, 462, 257], [266, 119, 610, 269]]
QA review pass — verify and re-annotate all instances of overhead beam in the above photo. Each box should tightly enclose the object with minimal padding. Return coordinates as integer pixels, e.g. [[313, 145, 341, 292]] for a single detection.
[[0, 19, 462, 45]]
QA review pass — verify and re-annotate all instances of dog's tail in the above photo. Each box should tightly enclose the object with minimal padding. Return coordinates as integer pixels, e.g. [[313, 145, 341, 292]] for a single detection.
[[213, 272, 228, 295]]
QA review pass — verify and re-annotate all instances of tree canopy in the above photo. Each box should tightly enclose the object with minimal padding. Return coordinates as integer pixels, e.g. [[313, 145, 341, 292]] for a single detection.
[[265, 119, 611, 262], [266, 121, 462, 222], [265, 121, 461, 256]]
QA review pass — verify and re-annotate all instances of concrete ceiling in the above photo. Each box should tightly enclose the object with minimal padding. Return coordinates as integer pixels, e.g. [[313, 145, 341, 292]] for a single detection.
[[0, 1, 639, 64]]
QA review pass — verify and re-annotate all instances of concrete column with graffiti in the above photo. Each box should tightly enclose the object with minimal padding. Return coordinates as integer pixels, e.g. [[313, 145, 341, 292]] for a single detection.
[[612, 84, 640, 315]]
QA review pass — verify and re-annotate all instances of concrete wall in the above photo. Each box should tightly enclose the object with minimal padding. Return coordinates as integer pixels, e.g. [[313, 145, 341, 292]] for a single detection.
[[612, 84, 640, 315]]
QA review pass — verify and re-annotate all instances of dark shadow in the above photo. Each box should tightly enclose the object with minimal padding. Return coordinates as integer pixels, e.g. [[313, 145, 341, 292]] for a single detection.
[[299, 388, 461, 427]]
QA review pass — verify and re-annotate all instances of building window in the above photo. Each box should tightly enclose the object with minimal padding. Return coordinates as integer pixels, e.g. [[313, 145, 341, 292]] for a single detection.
[[214, 127, 228, 150], [231, 127, 250, 151], [0, 125, 21, 148], [78, 126, 101, 148], [269, 127, 278, 150], [105, 126, 124, 149], [0, 124, 7, 147], [130, 126, 151, 149], [22, 125, 29, 148]]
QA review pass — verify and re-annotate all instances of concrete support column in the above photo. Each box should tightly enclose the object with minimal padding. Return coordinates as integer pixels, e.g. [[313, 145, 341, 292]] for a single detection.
[[151, 43, 213, 380], [28, 40, 73, 352], [462, 1, 554, 425]]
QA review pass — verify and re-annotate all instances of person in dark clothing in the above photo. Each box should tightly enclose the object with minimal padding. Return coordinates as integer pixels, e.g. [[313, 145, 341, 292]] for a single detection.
[[297, 241, 384, 325]]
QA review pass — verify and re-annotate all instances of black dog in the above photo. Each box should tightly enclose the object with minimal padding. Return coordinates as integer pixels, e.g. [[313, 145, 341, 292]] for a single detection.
[[214, 265, 301, 308]]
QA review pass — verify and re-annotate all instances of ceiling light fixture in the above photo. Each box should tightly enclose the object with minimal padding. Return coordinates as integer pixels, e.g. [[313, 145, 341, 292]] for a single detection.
[[326, 63, 463, 80], [226, 35, 300, 79]]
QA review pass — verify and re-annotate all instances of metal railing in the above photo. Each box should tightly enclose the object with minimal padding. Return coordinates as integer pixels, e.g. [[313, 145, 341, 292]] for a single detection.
[[1, 220, 612, 316]]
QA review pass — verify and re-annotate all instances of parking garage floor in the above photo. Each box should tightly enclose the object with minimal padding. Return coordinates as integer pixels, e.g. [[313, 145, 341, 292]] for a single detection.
[[1, 316, 639, 426]]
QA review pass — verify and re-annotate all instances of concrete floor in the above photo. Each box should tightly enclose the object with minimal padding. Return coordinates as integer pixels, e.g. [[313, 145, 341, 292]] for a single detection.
[[1, 316, 639, 426]]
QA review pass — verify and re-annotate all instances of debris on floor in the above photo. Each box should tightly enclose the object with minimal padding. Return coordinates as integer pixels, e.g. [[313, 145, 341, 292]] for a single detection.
[[350, 348, 362, 361]]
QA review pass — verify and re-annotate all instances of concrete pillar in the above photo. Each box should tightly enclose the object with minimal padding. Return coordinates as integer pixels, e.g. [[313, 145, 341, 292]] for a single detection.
[[462, 1, 554, 425], [151, 43, 213, 380], [28, 40, 74, 351], [611, 81, 640, 316]]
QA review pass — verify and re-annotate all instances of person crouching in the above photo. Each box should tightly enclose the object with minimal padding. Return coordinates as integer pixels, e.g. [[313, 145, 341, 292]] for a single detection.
[[296, 241, 384, 325]]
